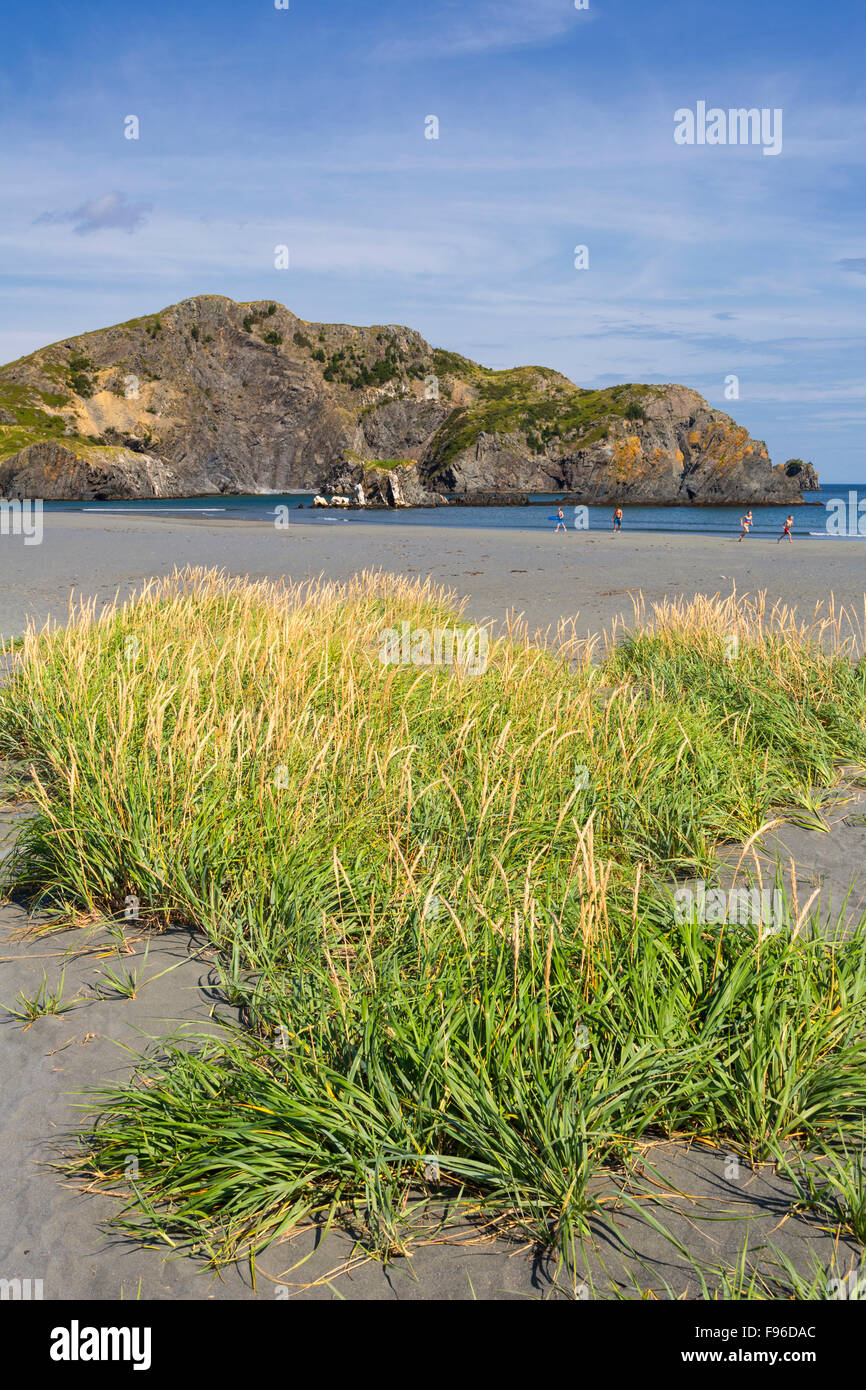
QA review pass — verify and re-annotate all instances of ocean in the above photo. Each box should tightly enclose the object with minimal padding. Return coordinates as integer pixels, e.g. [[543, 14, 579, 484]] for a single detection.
[[45, 484, 866, 539]]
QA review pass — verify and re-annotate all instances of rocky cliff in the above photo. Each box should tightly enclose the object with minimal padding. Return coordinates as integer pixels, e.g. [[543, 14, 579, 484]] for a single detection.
[[0, 295, 812, 504]]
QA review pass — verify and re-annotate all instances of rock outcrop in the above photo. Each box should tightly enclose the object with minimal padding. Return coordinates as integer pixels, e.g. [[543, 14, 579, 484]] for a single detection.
[[0, 296, 815, 504], [453, 491, 531, 506], [321, 458, 448, 508], [784, 459, 821, 492], [0, 440, 184, 501]]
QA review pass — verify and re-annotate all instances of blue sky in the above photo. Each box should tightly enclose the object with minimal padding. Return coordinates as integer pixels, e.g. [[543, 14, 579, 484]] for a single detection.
[[2, 0, 865, 479]]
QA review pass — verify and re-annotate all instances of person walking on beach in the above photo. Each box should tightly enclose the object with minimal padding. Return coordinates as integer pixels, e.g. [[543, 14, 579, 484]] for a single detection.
[[554, 506, 566, 533], [738, 509, 753, 542], [612, 506, 623, 535], [777, 514, 794, 544]]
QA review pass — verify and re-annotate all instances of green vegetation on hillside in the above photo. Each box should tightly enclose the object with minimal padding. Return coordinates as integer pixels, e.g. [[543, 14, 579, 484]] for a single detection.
[[426, 373, 660, 474], [242, 303, 278, 335], [346, 452, 418, 470], [323, 345, 402, 388], [67, 353, 96, 398], [0, 375, 95, 462], [315, 329, 432, 391]]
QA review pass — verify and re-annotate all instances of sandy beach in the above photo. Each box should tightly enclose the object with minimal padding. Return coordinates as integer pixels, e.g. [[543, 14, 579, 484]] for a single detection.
[[3, 511, 865, 645], [2, 513, 866, 1301]]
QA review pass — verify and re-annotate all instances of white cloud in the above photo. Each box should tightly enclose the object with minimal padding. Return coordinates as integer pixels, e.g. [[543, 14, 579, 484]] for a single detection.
[[377, 0, 591, 60]]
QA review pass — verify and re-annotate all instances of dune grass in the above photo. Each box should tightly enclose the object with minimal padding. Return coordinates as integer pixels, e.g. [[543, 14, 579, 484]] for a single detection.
[[1, 567, 866, 1269]]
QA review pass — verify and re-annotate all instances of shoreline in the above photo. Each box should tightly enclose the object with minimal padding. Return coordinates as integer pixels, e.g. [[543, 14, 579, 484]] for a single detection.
[[38, 493, 829, 509]]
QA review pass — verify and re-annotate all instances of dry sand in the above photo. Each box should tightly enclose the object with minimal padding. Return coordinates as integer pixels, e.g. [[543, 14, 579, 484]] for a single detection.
[[2, 510, 865, 644]]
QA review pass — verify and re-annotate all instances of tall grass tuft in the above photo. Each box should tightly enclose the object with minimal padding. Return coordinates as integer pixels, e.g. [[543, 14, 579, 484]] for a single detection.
[[2, 568, 865, 1264]]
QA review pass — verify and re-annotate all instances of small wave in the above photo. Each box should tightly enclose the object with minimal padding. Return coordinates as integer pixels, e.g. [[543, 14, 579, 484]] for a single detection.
[[83, 507, 227, 514], [807, 530, 866, 538]]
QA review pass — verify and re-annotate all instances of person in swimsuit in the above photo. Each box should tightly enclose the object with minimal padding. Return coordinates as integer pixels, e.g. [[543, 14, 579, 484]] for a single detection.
[[554, 506, 567, 533], [612, 507, 623, 534], [738, 510, 753, 542], [777, 514, 794, 544]]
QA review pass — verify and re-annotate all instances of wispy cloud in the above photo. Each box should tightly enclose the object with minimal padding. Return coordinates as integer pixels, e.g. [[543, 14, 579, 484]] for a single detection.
[[35, 191, 153, 236], [837, 257, 866, 276], [378, 0, 590, 60]]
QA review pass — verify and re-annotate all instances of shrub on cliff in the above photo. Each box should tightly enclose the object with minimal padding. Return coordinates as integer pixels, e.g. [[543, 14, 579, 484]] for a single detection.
[[66, 352, 97, 398]]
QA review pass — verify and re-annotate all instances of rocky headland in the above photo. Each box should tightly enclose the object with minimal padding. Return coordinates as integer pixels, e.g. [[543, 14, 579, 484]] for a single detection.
[[0, 296, 814, 505]]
